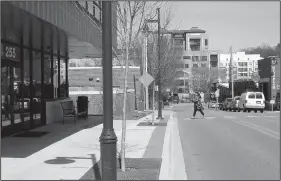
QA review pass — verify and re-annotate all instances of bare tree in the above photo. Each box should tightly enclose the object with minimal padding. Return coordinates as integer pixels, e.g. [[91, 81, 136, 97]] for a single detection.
[[115, 1, 161, 172], [133, 7, 183, 108], [191, 67, 218, 93]]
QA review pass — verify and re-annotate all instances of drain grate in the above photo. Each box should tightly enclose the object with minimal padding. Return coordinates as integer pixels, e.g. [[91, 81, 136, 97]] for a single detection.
[[13, 131, 49, 138], [137, 122, 167, 127]]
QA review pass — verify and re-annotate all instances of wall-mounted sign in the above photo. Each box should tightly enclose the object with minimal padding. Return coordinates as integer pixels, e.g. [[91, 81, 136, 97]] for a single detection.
[[172, 33, 185, 39], [4, 45, 20, 61], [189, 33, 200, 36]]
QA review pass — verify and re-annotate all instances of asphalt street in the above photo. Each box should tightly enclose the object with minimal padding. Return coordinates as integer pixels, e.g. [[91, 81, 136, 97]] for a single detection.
[[174, 103, 280, 180]]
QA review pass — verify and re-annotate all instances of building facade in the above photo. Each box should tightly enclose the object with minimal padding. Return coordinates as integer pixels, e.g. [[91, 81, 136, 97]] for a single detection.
[[258, 56, 280, 101], [219, 52, 262, 82], [161, 27, 210, 93], [1, 1, 117, 136]]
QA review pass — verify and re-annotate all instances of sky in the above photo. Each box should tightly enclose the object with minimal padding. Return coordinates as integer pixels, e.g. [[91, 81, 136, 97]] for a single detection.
[[165, 1, 280, 53]]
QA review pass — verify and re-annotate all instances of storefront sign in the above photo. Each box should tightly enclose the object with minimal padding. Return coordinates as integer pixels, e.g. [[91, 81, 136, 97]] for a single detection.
[[4, 45, 19, 61], [172, 33, 185, 39]]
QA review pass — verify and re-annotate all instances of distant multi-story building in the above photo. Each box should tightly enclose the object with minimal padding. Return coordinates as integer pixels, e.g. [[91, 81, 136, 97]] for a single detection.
[[159, 27, 210, 93], [219, 52, 262, 82]]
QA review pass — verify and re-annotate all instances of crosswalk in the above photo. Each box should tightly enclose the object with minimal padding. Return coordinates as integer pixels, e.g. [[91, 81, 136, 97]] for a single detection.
[[184, 115, 279, 120]]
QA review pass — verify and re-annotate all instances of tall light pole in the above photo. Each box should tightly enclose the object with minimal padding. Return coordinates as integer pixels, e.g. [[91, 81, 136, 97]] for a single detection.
[[146, 8, 163, 119], [156, 8, 163, 119], [142, 22, 149, 115], [99, 2, 117, 180], [230, 46, 234, 98]]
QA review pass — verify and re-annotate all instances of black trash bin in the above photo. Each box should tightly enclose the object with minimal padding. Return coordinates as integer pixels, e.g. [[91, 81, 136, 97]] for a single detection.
[[77, 96, 88, 119]]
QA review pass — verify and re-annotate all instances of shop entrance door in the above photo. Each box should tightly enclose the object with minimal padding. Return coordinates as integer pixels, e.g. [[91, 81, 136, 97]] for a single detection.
[[1, 59, 32, 135]]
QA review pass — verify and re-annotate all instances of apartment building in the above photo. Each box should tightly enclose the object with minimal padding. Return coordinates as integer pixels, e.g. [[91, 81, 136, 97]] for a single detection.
[[219, 52, 262, 82], [160, 27, 210, 93]]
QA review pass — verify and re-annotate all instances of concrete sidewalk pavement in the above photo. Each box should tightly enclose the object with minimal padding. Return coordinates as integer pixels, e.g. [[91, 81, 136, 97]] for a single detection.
[[1, 110, 169, 180]]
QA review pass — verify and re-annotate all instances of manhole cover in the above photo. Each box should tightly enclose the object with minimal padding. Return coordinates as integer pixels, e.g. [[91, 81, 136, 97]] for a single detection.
[[13, 131, 49, 138]]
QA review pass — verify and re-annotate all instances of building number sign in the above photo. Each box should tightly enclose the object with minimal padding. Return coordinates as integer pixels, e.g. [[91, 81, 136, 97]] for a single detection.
[[5, 46, 16, 59], [4, 45, 19, 61]]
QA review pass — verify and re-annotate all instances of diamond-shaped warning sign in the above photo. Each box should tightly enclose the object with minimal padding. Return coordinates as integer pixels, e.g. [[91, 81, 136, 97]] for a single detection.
[[139, 72, 154, 87]]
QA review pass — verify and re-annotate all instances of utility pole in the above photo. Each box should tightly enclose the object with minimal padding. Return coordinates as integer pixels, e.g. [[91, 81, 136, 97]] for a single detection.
[[156, 8, 163, 119], [145, 24, 149, 115], [230, 46, 234, 98], [99, 2, 117, 180]]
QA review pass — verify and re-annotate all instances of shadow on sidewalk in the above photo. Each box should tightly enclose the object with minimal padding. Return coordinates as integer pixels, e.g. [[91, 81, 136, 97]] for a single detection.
[[1, 116, 103, 158]]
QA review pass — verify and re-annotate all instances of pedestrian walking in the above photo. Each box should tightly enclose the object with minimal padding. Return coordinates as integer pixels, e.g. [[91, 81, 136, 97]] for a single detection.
[[192, 92, 204, 119]]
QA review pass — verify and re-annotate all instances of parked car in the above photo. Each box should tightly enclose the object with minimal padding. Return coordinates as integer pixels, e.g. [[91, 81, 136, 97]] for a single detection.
[[238, 92, 265, 113], [208, 101, 219, 108], [230, 96, 240, 112], [222, 98, 233, 111]]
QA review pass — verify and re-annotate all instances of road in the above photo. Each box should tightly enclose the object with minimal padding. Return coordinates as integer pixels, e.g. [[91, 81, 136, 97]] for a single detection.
[[174, 103, 280, 180]]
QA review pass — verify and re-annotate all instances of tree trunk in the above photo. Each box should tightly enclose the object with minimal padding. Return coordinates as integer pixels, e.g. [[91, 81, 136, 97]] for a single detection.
[[121, 33, 130, 171]]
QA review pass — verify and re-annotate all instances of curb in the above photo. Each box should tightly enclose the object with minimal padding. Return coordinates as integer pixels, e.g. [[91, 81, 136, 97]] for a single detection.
[[159, 111, 187, 180]]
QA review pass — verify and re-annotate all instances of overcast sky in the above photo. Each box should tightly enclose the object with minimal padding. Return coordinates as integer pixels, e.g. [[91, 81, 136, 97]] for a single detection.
[[166, 1, 280, 53]]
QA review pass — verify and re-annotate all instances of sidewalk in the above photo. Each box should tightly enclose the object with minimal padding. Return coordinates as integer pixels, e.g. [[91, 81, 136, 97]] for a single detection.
[[1, 110, 171, 180]]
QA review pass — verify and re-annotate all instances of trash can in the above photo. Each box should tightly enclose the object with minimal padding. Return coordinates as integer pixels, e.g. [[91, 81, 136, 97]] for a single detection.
[[77, 96, 88, 119]]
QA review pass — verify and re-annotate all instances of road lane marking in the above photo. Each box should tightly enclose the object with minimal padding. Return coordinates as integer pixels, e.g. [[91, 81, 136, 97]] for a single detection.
[[231, 120, 280, 139], [238, 121, 279, 135], [245, 115, 259, 118], [224, 116, 236, 119], [204, 117, 215, 120]]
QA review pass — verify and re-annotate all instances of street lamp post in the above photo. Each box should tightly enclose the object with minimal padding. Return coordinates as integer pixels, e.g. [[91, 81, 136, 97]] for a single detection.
[[156, 8, 163, 119], [146, 8, 163, 119], [99, 2, 117, 180]]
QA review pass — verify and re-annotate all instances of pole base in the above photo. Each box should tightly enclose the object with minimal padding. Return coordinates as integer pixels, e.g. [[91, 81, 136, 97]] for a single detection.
[[156, 116, 164, 120]]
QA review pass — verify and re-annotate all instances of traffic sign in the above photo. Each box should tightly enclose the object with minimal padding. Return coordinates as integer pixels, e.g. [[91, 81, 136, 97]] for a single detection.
[[215, 89, 220, 98], [139, 72, 154, 87], [155, 85, 158, 91], [270, 100, 275, 104]]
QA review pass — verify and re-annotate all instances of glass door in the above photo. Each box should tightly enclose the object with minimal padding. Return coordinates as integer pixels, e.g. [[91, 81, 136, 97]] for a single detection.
[[1, 59, 21, 129]]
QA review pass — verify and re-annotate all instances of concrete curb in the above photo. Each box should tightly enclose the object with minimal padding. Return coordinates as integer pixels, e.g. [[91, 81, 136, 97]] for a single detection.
[[159, 111, 187, 180]]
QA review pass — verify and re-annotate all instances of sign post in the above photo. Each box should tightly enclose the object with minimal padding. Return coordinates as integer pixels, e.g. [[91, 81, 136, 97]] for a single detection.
[[270, 100, 275, 112], [139, 72, 154, 121], [215, 89, 220, 110]]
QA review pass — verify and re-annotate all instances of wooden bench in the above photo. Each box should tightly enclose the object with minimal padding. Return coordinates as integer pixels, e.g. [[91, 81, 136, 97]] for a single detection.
[[60, 100, 87, 124]]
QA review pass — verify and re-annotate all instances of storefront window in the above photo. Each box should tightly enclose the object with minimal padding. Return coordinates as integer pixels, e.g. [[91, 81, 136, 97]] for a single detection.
[[2, 2, 21, 44], [53, 27, 58, 55], [43, 23, 52, 52], [59, 57, 67, 98], [32, 17, 42, 50], [53, 56, 59, 98], [60, 31, 66, 56], [23, 13, 30, 47], [32, 51, 42, 122], [22, 48, 31, 123], [43, 54, 53, 99]]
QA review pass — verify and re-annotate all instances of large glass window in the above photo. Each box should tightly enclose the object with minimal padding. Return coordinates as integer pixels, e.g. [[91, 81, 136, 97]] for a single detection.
[[32, 51, 42, 122], [60, 31, 66, 56], [23, 13, 30, 47], [59, 57, 67, 98], [43, 54, 53, 99], [22, 48, 31, 123], [2, 3, 21, 44], [53, 26, 58, 54], [189, 39, 201, 51], [192, 56, 200, 62], [43, 23, 52, 52], [53, 56, 59, 98], [32, 17, 42, 50]]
